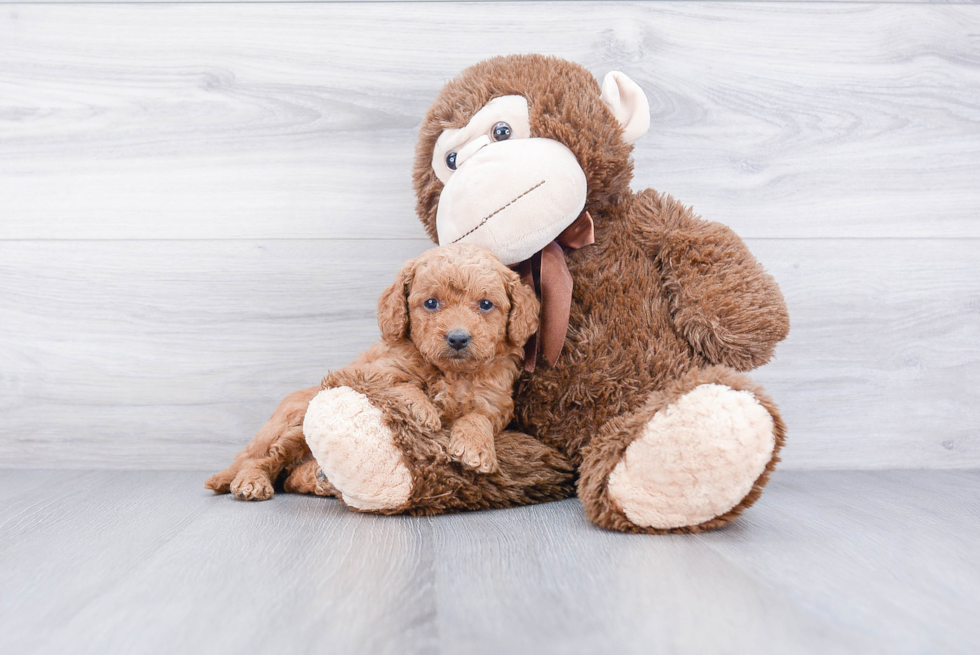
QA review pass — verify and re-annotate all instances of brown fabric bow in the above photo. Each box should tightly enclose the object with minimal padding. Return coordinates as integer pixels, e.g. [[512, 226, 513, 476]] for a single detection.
[[511, 211, 595, 372]]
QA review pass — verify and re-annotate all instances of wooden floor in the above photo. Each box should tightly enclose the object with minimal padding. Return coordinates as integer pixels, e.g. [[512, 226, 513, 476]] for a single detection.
[[1, 470, 977, 654]]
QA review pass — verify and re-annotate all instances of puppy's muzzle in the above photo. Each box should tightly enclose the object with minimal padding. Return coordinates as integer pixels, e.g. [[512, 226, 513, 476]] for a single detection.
[[446, 329, 472, 351]]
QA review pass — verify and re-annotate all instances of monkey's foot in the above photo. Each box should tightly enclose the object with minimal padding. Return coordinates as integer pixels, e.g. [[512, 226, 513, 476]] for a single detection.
[[303, 386, 413, 512], [606, 383, 776, 531]]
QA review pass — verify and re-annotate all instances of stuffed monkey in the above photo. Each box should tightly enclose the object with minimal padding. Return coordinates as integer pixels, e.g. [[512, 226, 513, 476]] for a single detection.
[[229, 55, 790, 534]]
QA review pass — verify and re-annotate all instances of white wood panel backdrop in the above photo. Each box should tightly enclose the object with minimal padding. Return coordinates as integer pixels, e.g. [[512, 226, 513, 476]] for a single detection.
[[3, 3, 980, 240], [1, 2, 978, 470]]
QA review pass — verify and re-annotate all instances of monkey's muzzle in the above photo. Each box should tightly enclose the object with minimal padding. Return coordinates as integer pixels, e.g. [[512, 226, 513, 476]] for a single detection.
[[435, 138, 587, 266]]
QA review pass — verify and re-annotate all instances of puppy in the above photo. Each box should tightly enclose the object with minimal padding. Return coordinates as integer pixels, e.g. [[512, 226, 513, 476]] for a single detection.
[[205, 243, 539, 501]]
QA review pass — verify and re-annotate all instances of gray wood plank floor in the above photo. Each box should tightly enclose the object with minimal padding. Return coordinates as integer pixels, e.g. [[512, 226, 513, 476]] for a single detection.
[[1, 469, 977, 654]]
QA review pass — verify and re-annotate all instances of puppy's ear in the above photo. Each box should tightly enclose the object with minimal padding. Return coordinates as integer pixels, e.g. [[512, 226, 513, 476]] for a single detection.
[[506, 269, 540, 347], [378, 259, 416, 343]]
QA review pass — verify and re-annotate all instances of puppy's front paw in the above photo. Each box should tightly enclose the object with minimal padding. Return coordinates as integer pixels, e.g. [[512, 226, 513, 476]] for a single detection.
[[449, 434, 498, 474], [230, 469, 274, 501], [409, 401, 442, 432]]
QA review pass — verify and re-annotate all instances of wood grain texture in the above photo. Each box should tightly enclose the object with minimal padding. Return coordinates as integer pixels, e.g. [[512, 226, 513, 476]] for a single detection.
[[753, 238, 980, 469], [0, 239, 430, 469], [0, 470, 437, 655], [1, 238, 977, 470], [2, 2, 979, 239], [430, 470, 980, 655], [0, 470, 977, 654]]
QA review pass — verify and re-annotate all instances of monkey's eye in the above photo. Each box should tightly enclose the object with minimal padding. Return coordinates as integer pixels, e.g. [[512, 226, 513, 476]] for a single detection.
[[424, 298, 439, 310], [445, 152, 457, 170], [479, 299, 494, 311], [491, 122, 512, 142]]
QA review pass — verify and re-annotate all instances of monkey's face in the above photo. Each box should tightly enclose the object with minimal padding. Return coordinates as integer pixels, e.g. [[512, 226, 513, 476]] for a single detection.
[[415, 56, 651, 266], [430, 95, 588, 266]]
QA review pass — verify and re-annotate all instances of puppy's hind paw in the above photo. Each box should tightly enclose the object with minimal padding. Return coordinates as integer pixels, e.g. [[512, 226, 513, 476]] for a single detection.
[[313, 468, 339, 497], [205, 469, 234, 494], [230, 470, 275, 501], [282, 459, 338, 497]]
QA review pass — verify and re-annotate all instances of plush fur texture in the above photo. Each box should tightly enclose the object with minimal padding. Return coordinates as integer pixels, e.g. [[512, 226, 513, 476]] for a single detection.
[[606, 383, 775, 530], [206, 243, 572, 507], [304, 374, 575, 515], [410, 55, 790, 532], [304, 387, 413, 511], [578, 366, 787, 533]]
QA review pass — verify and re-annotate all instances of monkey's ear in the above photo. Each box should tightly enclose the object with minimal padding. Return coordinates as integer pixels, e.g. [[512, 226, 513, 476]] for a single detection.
[[600, 71, 650, 144], [378, 260, 415, 343], [506, 270, 540, 348]]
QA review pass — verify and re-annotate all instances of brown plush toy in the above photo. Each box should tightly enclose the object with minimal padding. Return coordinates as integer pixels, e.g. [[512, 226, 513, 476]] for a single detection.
[[304, 54, 789, 533]]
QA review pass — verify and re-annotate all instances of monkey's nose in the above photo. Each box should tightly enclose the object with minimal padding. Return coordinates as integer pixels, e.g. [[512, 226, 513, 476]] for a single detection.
[[446, 330, 472, 351], [454, 135, 491, 168]]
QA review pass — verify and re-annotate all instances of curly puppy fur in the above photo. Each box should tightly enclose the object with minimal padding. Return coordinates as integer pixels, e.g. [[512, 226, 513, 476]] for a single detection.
[[410, 55, 790, 531], [206, 243, 559, 502]]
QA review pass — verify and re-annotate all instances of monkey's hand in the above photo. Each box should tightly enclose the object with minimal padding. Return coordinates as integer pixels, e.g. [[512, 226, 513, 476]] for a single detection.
[[633, 189, 790, 371]]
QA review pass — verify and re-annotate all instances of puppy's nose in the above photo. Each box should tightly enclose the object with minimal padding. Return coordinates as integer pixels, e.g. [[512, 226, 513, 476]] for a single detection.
[[446, 329, 471, 351]]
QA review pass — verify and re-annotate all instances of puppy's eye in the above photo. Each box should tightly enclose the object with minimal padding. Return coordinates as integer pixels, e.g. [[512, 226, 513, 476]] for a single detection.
[[491, 122, 512, 142], [424, 298, 439, 310], [446, 152, 457, 170], [479, 300, 494, 311]]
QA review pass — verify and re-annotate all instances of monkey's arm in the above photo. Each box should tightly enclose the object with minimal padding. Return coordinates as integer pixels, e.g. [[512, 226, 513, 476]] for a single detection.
[[632, 189, 790, 370], [321, 358, 442, 432]]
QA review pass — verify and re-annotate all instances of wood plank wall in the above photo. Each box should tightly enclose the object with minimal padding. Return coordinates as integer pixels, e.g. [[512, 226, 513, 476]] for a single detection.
[[1, 2, 978, 470]]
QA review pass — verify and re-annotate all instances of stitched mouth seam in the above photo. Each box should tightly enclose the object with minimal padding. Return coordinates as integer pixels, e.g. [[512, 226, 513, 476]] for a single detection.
[[450, 180, 546, 244]]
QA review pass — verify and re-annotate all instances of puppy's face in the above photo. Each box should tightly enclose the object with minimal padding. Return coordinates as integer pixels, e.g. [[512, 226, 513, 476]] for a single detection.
[[408, 259, 509, 371], [378, 244, 539, 372]]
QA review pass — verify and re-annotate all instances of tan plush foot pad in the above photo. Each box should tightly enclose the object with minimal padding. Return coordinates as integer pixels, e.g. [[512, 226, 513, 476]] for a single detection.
[[607, 383, 775, 530], [303, 386, 412, 512]]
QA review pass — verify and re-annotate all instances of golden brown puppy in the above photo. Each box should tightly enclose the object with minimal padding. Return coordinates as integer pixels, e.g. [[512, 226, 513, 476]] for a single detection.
[[205, 243, 539, 501]]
